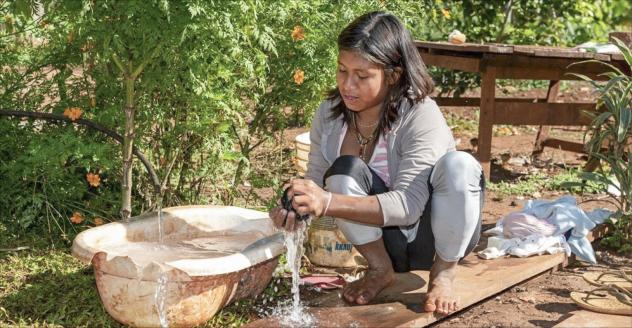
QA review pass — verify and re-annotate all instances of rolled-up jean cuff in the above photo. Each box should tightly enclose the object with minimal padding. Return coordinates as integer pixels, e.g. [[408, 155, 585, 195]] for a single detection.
[[335, 218, 383, 245], [434, 248, 461, 263]]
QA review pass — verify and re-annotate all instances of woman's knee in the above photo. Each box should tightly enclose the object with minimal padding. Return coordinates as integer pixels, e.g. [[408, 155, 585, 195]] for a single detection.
[[326, 155, 366, 176], [431, 151, 482, 192], [324, 155, 372, 195]]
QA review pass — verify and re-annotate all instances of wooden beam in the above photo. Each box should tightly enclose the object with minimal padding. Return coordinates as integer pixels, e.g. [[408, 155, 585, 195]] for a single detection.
[[435, 97, 562, 107], [542, 138, 586, 153], [419, 52, 480, 73], [415, 41, 514, 54], [533, 81, 561, 156], [493, 102, 596, 125], [478, 66, 496, 179], [484, 54, 629, 80]]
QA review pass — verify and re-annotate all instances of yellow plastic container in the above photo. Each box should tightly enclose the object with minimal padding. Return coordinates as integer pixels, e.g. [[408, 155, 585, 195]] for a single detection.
[[294, 132, 365, 267]]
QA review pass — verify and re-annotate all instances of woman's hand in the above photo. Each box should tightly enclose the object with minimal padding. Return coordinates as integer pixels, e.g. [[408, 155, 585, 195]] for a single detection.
[[268, 205, 300, 232], [288, 179, 331, 218], [268, 178, 331, 232]]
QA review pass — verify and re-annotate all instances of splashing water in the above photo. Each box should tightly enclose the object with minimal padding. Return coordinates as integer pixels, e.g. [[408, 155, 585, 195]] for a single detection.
[[154, 195, 169, 328], [274, 220, 315, 327], [157, 197, 164, 244], [155, 272, 169, 328]]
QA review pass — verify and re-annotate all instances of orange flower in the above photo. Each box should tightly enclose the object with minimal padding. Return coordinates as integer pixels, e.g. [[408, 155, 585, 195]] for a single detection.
[[86, 173, 101, 187], [291, 25, 305, 41], [70, 212, 84, 224], [63, 107, 83, 121], [293, 69, 305, 85], [94, 217, 105, 226], [440, 8, 451, 19]]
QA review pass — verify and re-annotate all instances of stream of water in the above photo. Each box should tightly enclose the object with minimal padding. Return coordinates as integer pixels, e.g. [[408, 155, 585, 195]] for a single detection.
[[155, 197, 168, 328], [274, 221, 315, 327]]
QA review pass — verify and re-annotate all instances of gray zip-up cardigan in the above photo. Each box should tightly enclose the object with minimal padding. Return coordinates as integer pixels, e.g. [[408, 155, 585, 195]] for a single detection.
[[305, 97, 456, 227]]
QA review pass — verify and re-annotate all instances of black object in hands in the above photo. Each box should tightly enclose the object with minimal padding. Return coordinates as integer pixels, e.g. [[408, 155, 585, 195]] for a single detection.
[[281, 187, 310, 222]]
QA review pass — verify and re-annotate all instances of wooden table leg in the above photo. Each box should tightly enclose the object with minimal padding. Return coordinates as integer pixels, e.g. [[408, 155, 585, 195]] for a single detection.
[[478, 67, 496, 179], [532, 80, 560, 157]]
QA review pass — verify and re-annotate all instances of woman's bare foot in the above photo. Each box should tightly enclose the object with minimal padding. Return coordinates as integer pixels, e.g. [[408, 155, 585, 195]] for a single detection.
[[343, 238, 395, 305], [343, 266, 394, 304], [424, 257, 459, 315]]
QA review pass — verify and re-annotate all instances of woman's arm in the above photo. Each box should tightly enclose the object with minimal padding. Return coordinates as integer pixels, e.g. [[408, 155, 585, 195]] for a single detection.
[[290, 179, 384, 225], [304, 101, 332, 187]]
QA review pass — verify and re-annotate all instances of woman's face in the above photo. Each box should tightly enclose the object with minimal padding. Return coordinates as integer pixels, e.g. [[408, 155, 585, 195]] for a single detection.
[[336, 50, 390, 113]]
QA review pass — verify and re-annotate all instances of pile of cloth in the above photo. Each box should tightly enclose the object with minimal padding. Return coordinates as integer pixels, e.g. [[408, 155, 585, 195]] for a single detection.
[[479, 195, 613, 264]]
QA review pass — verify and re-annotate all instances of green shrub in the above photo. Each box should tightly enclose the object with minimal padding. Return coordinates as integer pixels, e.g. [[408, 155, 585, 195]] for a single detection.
[[568, 38, 632, 253], [1, 0, 629, 240]]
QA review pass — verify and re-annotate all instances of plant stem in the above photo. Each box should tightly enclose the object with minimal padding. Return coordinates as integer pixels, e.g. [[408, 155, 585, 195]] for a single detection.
[[121, 75, 136, 221]]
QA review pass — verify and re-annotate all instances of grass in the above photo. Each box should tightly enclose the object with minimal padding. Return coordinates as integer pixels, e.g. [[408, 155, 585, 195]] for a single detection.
[[0, 219, 298, 327], [487, 168, 604, 200]]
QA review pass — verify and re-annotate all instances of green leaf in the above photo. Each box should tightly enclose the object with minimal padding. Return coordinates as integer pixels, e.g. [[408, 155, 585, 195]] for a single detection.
[[567, 59, 624, 77], [591, 111, 612, 127], [577, 171, 611, 186], [611, 37, 632, 71], [221, 151, 241, 161], [601, 75, 627, 95], [617, 107, 631, 143]]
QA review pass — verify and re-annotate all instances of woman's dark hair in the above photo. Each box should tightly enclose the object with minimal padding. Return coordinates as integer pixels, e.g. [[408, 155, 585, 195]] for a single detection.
[[328, 11, 434, 132]]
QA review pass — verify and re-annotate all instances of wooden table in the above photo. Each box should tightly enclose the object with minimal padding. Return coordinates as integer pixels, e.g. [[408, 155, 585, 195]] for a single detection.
[[416, 41, 630, 178]]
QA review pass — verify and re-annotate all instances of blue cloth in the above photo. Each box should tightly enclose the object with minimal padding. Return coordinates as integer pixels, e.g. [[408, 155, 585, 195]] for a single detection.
[[521, 196, 613, 264]]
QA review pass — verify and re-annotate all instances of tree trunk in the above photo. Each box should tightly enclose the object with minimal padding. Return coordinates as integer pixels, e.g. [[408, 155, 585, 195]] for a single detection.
[[121, 75, 136, 221]]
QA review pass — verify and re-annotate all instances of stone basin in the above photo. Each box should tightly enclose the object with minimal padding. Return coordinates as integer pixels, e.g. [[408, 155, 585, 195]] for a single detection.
[[71, 205, 284, 327]]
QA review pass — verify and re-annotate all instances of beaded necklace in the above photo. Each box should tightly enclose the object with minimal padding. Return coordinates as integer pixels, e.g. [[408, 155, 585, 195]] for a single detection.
[[351, 113, 379, 162]]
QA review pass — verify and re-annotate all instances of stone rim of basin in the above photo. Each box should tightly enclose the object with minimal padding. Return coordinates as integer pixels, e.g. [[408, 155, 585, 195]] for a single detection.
[[72, 205, 285, 280]]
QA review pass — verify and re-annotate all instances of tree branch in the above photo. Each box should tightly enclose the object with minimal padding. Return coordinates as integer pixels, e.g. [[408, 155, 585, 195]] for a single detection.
[[131, 42, 162, 79], [111, 53, 127, 75], [496, 0, 514, 43]]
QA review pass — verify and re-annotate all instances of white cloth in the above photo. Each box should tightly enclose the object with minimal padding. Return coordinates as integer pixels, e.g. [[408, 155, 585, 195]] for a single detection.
[[479, 196, 613, 264], [478, 234, 570, 259]]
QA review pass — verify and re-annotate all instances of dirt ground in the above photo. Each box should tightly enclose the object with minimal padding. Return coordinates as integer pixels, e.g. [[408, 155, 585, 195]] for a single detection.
[[276, 83, 632, 327]]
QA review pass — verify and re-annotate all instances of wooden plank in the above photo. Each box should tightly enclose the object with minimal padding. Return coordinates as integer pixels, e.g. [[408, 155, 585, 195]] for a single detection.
[[478, 66, 496, 179], [484, 54, 627, 80], [493, 102, 596, 125], [420, 52, 480, 72], [593, 53, 612, 62], [533, 81, 560, 156], [541, 138, 586, 153], [611, 52, 625, 61], [533, 49, 594, 59], [415, 41, 514, 54], [493, 66, 611, 81], [245, 253, 567, 328], [553, 310, 632, 328], [435, 97, 481, 107], [435, 97, 556, 107]]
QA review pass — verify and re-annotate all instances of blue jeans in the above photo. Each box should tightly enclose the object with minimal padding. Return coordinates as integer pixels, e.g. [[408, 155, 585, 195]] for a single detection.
[[323, 151, 484, 272]]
